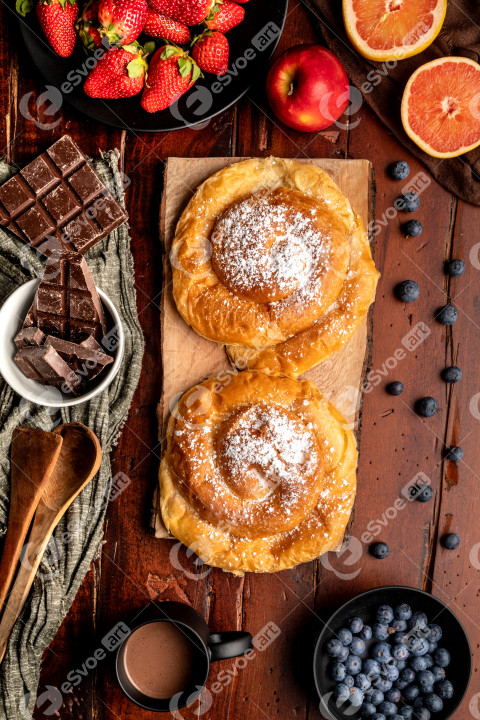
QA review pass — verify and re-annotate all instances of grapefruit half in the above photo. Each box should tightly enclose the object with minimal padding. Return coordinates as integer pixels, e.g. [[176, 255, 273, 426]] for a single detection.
[[343, 0, 447, 61], [401, 57, 480, 159]]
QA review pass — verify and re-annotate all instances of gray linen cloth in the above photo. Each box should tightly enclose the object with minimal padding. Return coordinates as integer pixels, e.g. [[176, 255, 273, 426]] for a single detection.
[[0, 149, 144, 718]]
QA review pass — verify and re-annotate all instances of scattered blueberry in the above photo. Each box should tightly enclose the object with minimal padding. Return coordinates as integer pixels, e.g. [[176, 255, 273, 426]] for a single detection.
[[394, 603, 412, 621], [395, 280, 420, 302], [411, 637, 430, 657], [338, 627, 353, 645], [330, 661, 346, 682], [349, 616, 364, 634], [371, 689, 385, 705], [335, 682, 350, 701], [386, 381, 404, 396], [345, 674, 355, 687], [326, 638, 343, 657], [414, 708, 431, 720], [349, 687, 365, 707], [413, 484, 433, 502], [392, 643, 409, 661], [384, 664, 400, 682], [433, 647, 451, 667], [372, 715, 387, 720], [389, 161, 410, 180], [373, 623, 390, 640], [373, 677, 393, 692], [362, 702, 377, 717], [385, 688, 401, 704], [377, 605, 395, 624], [338, 646, 350, 662], [410, 656, 429, 672], [431, 666, 446, 683], [378, 701, 397, 717], [371, 642, 392, 662], [395, 192, 420, 213], [391, 618, 407, 633], [418, 670, 435, 691], [370, 542, 390, 559], [398, 707, 414, 720], [396, 659, 407, 671], [400, 667, 416, 684], [394, 632, 410, 646], [403, 685, 420, 702], [436, 304, 458, 325], [424, 693, 443, 713], [436, 679, 454, 700], [424, 653, 434, 667], [409, 611, 428, 630], [403, 219, 423, 237], [415, 397, 438, 417], [360, 625, 373, 641], [441, 365, 462, 383], [346, 655, 363, 675], [445, 445, 463, 462], [351, 637, 366, 656], [356, 673, 372, 691], [445, 259, 465, 277], [428, 624, 442, 643], [364, 659, 382, 678], [441, 533, 460, 551]]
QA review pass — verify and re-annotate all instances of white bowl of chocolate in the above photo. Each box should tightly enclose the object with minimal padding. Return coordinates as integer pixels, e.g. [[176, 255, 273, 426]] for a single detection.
[[0, 251, 124, 407]]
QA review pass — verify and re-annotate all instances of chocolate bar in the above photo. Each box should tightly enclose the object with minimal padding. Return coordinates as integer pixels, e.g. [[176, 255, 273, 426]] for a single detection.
[[14, 327, 45, 348], [0, 136, 127, 256], [45, 335, 113, 381], [14, 345, 81, 395], [32, 251, 107, 343]]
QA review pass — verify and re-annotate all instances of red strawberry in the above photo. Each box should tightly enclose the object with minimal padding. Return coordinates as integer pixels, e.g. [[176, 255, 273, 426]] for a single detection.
[[36, 0, 79, 57], [98, 0, 147, 44], [148, 0, 212, 25], [84, 44, 149, 98], [141, 44, 201, 113], [192, 30, 228, 76], [206, 1, 244, 32], [76, 0, 102, 50], [144, 8, 190, 43]]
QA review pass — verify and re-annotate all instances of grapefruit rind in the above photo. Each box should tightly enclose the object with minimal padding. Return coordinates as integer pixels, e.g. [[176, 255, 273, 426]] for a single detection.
[[401, 56, 480, 159], [342, 0, 447, 61]]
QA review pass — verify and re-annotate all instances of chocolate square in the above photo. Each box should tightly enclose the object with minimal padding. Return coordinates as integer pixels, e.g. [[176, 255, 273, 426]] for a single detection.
[[46, 136, 84, 175], [16, 206, 55, 244], [43, 184, 79, 224], [69, 164, 104, 203], [63, 214, 99, 253], [21, 156, 59, 195], [92, 193, 127, 231], [0, 176, 33, 215]]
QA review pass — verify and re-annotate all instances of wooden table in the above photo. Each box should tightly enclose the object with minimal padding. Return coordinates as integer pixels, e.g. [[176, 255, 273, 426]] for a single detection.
[[0, 1, 479, 718]]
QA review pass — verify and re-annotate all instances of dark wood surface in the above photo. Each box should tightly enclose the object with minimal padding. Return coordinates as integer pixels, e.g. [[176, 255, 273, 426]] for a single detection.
[[0, 1, 479, 718]]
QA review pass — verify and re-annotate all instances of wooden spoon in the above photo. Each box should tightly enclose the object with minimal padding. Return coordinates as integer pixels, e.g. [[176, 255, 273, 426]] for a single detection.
[[0, 422, 101, 663], [0, 428, 63, 614]]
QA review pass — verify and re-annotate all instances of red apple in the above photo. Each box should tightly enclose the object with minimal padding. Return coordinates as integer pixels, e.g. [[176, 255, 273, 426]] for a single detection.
[[266, 44, 350, 132]]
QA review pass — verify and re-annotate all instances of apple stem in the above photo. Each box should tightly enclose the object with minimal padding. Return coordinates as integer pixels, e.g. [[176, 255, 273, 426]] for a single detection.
[[287, 82, 295, 96]]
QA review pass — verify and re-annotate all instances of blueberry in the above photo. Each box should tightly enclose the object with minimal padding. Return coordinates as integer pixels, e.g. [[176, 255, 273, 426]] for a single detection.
[[411, 637, 430, 657], [326, 638, 344, 657], [371, 642, 392, 661], [364, 659, 382, 678], [351, 637, 366, 656], [400, 667, 416, 684], [335, 682, 350, 701], [373, 623, 390, 640], [370, 689, 385, 705], [345, 674, 355, 687], [385, 688, 401, 704], [415, 397, 438, 417], [427, 624, 442, 643], [409, 611, 428, 630], [395, 192, 420, 213], [384, 664, 400, 682], [349, 687, 365, 707], [441, 533, 460, 550], [395, 280, 420, 302], [370, 542, 390, 559], [424, 694, 443, 713], [387, 381, 404, 396], [389, 161, 410, 180], [348, 616, 364, 634], [394, 632, 410, 646], [338, 628, 353, 645], [373, 678, 393, 692], [330, 661, 346, 681], [403, 685, 420, 702], [378, 701, 398, 717], [418, 670, 435, 690], [393, 716, 404, 720], [372, 715, 387, 720], [413, 484, 434, 502], [394, 604, 412, 621], [396, 659, 407, 671], [356, 673, 372, 691], [394, 679, 409, 691], [431, 666, 446, 683], [346, 654, 363, 675], [398, 707, 414, 720], [433, 648, 451, 667], [445, 445, 463, 462], [403, 219, 423, 237], [391, 619, 407, 633], [436, 304, 458, 325], [413, 709, 430, 720], [445, 259, 465, 277], [409, 656, 429, 672], [392, 643, 409, 661], [338, 646, 350, 662], [441, 365, 462, 383], [362, 702, 378, 717], [424, 653, 434, 667], [377, 605, 395, 624], [360, 625, 373, 641], [436, 679, 454, 699]]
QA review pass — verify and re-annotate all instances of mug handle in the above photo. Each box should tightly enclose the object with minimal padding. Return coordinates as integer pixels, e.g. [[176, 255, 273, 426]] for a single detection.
[[208, 631, 253, 661]]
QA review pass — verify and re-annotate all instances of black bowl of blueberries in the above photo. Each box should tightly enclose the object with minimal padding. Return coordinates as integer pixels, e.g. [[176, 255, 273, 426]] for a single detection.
[[313, 586, 471, 720]]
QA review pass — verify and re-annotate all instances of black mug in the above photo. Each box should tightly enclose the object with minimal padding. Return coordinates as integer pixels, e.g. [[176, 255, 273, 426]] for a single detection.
[[116, 601, 253, 712]]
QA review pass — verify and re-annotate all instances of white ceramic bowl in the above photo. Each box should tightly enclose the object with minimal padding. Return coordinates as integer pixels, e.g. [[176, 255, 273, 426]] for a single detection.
[[0, 279, 124, 407]]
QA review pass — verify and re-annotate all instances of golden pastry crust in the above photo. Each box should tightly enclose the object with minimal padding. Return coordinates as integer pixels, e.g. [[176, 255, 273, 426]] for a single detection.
[[227, 213, 380, 377], [159, 371, 357, 575], [171, 158, 360, 348]]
